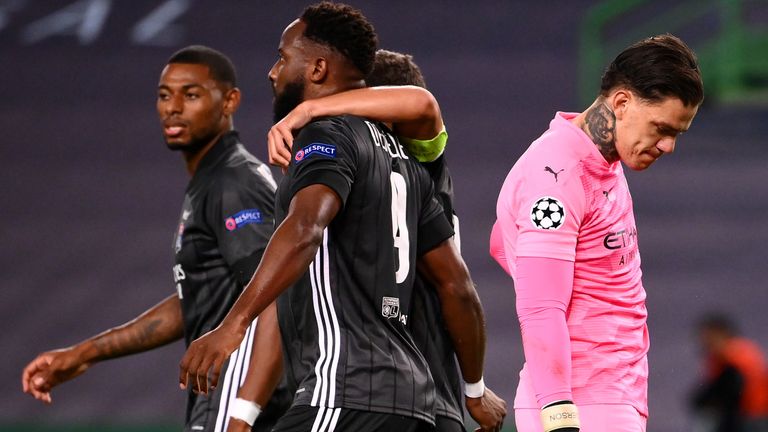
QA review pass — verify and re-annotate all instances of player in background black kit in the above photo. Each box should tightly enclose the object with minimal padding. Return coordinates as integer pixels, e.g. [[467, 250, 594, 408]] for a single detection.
[[266, 49, 482, 432], [367, 50, 465, 432], [179, 3, 505, 432], [21, 45, 290, 432]]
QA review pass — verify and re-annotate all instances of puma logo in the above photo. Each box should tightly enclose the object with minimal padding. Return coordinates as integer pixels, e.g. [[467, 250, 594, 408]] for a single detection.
[[544, 166, 564, 182], [603, 187, 616, 202]]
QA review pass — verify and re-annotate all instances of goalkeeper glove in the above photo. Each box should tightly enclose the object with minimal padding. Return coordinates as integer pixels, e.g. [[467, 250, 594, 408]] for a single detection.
[[540, 400, 579, 432]]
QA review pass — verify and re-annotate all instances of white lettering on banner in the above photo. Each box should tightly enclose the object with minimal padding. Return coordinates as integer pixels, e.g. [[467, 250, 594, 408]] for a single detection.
[[131, 0, 189, 46], [235, 211, 260, 224], [21, 0, 111, 45], [305, 144, 335, 155]]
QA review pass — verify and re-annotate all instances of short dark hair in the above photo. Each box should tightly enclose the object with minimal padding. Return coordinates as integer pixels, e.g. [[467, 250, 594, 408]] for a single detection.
[[366, 49, 426, 88], [600, 34, 703, 107], [300, 2, 377, 76], [167, 45, 237, 88]]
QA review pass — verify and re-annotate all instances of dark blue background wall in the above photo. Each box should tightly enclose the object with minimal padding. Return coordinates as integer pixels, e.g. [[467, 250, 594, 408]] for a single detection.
[[1, 1, 766, 431]]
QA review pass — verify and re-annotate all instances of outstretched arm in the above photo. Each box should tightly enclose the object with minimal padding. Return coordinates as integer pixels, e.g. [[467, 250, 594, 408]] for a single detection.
[[179, 184, 341, 394], [21, 294, 184, 403], [268, 86, 443, 168], [418, 239, 507, 432]]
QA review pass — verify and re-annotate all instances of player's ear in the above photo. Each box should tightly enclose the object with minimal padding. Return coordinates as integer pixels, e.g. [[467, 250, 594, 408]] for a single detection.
[[308, 57, 328, 84], [611, 88, 632, 120], [222, 87, 241, 116]]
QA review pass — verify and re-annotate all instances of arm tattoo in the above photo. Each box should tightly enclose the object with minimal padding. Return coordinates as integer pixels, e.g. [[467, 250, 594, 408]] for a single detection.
[[583, 103, 619, 163], [93, 319, 163, 358]]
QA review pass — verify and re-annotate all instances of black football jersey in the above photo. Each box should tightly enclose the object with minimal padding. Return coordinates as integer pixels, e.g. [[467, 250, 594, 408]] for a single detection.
[[172, 131, 277, 344], [172, 132, 292, 429], [275, 116, 453, 424], [410, 153, 464, 424]]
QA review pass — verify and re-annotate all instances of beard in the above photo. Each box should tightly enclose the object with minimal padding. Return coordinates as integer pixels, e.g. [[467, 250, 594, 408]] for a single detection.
[[273, 77, 306, 123]]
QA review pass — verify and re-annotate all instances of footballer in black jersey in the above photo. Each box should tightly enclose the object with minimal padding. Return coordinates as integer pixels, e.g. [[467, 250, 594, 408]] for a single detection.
[[368, 49, 465, 431], [173, 130, 290, 432], [266, 49, 492, 431], [409, 155, 465, 430], [274, 115, 451, 423], [22, 46, 290, 432], [180, 4, 504, 432]]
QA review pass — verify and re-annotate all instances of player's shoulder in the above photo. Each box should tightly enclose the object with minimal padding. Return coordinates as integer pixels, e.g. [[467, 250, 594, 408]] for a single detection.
[[300, 114, 361, 136], [306, 115, 384, 138], [211, 150, 276, 195], [515, 121, 590, 181], [501, 126, 591, 210], [295, 115, 380, 163], [295, 115, 361, 149]]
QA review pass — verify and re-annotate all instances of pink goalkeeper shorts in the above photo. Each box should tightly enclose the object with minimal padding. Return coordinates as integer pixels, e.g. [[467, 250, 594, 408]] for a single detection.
[[515, 404, 647, 432]]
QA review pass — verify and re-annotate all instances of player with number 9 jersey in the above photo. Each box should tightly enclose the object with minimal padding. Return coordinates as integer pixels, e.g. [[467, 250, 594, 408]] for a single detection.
[[274, 114, 453, 423]]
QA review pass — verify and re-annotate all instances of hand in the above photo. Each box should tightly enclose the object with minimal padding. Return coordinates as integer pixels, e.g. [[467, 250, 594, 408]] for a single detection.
[[178, 324, 244, 395], [225, 417, 253, 432], [21, 348, 90, 404], [267, 103, 313, 170], [466, 387, 507, 432]]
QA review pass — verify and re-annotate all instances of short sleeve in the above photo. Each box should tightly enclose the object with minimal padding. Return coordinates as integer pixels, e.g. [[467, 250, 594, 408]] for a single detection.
[[208, 171, 276, 284], [285, 119, 358, 206], [500, 164, 586, 262], [416, 170, 454, 256]]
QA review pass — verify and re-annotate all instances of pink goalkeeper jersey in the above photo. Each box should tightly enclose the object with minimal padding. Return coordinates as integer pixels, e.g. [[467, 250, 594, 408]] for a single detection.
[[492, 112, 649, 416]]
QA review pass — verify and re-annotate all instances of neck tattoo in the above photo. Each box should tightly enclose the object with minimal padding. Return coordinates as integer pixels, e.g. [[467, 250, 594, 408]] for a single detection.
[[583, 103, 619, 163]]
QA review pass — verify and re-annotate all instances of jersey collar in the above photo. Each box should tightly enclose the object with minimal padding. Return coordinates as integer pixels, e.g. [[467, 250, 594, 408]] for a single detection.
[[194, 130, 241, 175]]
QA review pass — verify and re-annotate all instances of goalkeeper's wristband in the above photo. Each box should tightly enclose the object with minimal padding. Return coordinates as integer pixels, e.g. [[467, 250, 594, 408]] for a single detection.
[[229, 398, 262, 426], [540, 400, 579, 432]]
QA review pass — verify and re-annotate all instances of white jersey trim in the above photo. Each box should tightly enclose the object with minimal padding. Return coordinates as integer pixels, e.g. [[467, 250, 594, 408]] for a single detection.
[[310, 229, 341, 408], [214, 317, 258, 432]]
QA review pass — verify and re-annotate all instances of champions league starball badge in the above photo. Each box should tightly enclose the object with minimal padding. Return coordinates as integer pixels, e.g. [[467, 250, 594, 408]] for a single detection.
[[530, 196, 565, 230]]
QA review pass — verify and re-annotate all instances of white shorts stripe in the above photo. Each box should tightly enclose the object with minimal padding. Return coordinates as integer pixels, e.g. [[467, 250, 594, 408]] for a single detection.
[[311, 407, 341, 432], [327, 407, 342, 430]]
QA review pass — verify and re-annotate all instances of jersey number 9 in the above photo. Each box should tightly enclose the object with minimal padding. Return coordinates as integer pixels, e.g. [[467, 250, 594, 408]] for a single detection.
[[390, 172, 409, 284]]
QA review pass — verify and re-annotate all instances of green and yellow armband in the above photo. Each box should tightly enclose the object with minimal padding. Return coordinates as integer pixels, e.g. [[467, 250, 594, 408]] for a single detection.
[[399, 127, 448, 163]]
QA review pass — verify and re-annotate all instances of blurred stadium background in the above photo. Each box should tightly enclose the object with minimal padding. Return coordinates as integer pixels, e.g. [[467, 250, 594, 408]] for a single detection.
[[1, 1, 766, 431]]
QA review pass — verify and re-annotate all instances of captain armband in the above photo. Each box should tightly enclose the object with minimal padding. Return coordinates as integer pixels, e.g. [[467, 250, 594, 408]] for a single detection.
[[399, 127, 447, 163]]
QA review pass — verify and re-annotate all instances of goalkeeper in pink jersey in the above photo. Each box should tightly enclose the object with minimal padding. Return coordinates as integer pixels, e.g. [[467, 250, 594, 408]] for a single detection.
[[490, 34, 703, 432]]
